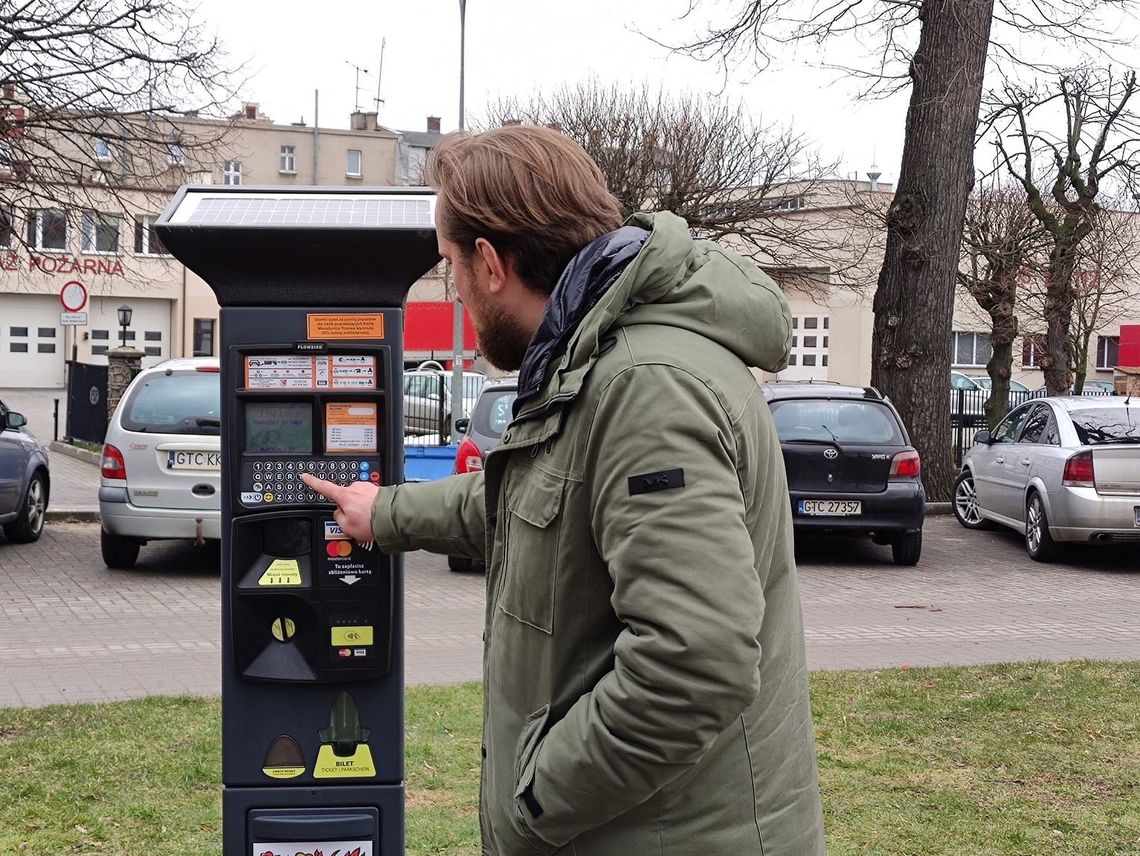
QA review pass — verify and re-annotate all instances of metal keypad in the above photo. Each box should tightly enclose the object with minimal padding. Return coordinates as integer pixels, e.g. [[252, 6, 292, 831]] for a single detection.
[[239, 458, 382, 507]]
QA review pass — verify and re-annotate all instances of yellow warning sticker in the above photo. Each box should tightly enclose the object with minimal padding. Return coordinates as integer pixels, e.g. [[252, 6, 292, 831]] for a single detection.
[[331, 626, 374, 646], [259, 559, 302, 587], [314, 743, 376, 779], [307, 313, 385, 340], [262, 766, 305, 779]]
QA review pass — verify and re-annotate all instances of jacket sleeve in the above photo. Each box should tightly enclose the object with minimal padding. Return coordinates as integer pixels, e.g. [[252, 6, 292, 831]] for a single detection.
[[517, 364, 766, 847], [370, 472, 486, 559]]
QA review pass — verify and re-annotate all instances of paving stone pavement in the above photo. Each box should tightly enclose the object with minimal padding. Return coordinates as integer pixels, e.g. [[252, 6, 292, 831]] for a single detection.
[[0, 517, 1136, 708]]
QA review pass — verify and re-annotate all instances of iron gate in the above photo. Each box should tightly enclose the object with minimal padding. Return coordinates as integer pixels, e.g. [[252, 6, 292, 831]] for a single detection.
[[66, 361, 108, 445]]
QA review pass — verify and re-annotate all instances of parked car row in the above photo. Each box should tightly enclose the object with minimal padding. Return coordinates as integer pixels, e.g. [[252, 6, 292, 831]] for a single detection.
[[0, 398, 50, 544]]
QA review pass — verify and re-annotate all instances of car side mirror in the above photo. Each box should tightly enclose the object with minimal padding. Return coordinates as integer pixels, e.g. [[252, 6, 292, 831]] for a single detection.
[[5, 411, 27, 430], [974, 429, 991, 445], [454, 418, 469, 435]]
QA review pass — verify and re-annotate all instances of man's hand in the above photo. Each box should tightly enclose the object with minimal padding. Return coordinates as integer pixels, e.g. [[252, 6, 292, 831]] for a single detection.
[[300, 473, 380, 542]]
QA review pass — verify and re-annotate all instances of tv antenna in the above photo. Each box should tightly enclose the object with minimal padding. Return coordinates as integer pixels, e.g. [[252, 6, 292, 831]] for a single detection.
[[373, 38, 387, 114], [345, 60, 370, 112]]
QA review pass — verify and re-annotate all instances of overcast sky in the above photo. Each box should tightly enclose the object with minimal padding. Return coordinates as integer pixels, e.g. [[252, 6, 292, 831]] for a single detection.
[[194, 0, 918, 185]]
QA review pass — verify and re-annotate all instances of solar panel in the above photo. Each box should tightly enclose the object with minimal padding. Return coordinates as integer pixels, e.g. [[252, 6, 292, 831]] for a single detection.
[[166, 192, 434, 228]]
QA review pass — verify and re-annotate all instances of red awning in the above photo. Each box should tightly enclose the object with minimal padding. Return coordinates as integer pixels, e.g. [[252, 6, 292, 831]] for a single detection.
[[404, 301, 477, 352]]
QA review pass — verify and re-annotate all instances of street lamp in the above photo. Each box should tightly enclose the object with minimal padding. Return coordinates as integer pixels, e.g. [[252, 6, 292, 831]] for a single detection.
[[449, 0, 468, 443], [117, 304, 132, 347]]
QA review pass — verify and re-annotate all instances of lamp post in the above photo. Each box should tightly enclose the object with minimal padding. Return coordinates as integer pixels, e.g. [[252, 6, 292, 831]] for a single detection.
[[117, 304, 133, 348], [449, 0, 468, 443]]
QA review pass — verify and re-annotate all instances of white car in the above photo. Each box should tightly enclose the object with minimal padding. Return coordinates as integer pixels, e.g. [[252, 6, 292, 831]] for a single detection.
[[954, 396, 1140, 560], [99, 358, 222, 568]]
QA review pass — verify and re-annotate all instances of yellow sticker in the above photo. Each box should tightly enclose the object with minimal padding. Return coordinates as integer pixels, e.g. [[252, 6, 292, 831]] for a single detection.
[[331, 626, 374, 646], [314, 744, 376, 779], [259, 559, 302, 587], [262, 766, 305, 779]]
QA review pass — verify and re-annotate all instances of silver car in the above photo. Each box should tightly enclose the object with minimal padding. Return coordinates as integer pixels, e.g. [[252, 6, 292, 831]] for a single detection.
[[0, 399, 50, 543], [953, 397, 1140, 560], [99, 358, 222, 568]]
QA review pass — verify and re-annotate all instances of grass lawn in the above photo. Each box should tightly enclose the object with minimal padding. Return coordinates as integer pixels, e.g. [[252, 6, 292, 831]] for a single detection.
[[1, 662, 1137, 855]]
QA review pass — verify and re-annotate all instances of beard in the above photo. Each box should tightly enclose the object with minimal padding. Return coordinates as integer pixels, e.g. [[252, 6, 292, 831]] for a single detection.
[[473, 301, 534, 371]]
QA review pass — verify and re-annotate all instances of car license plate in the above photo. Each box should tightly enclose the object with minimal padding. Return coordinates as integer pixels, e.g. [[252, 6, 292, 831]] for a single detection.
[[167, 450, 221, 471], [799, 499, 862, 516], [1135, 507, 1140, 527]]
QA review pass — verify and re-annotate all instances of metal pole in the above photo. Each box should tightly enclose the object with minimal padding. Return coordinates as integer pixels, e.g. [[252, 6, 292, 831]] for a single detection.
[[449, 0, 468, 443]]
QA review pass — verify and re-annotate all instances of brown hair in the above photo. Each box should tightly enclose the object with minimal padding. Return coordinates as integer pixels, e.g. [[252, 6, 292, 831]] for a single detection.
[[427, 125, 623, 295]]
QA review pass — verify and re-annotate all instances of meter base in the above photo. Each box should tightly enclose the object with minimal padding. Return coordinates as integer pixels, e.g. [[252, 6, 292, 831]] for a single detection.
[[224, 784, 403, 856]]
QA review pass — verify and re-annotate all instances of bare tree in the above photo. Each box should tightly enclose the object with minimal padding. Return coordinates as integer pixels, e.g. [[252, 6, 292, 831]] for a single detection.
[[485, 82, 879, 295], [1019, 200, 1139, 391], [0, 1, 242, 239], [666, 0, 1136, 499], [989, 70, 1140, 394]]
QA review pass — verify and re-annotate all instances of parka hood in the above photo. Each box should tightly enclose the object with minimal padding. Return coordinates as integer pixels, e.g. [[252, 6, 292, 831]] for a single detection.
[[516, 210, 791, 415]]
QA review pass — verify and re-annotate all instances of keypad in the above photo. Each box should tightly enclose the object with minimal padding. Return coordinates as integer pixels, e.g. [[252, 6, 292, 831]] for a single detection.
[[239, 457, 382, 507]]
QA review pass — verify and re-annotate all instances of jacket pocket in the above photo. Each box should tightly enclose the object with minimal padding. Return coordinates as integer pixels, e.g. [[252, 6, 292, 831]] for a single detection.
[[513, 703, 551, 798], [500, 469, 565, 633]]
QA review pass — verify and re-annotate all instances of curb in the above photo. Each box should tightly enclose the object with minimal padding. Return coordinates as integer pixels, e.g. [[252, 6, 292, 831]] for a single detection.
[[49, 440, 101, 466], [925, 502, 952, 516], [47, 510, 100, 523]]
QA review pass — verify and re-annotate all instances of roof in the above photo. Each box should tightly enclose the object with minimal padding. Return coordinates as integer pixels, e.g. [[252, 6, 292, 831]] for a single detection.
[[148, 356, 219, 373], [759, 380, 884, 402], [1049, 395, 1130, 411], [399, 130, 443, 149]]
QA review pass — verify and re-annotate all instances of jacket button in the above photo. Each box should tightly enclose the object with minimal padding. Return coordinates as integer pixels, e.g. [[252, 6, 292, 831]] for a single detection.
[[503, 432, 511, 442]]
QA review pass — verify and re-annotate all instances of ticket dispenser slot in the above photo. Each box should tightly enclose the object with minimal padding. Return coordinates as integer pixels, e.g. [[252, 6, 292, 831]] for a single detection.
[[156, 185, 440, 856]]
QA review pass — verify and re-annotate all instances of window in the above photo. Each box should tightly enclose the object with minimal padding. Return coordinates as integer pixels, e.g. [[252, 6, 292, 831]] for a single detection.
[[991, 406, 1031, 443], [279, 145, 296, 173], [223, 160, 242, 185], [193, 318, 215, 356], [81, 211, 121, 253], [91, 329, 109, 340], [1022, 336, 1044, 368], [10, 327, 27, 337], [952, 331, 992, 367], [1018, 405, 1051, 444], [27, 209, 67, 250], [144, 346, 162, 356], [769, 400, 904, 445], [0, 140, 12, 173], [134, 216, 168, 255], [775, 196, 806, 211], [1071, 408, 1140, 445], [144, 330, 162, 342], [10, 343, 27, 353], [168, 142, 184, 166], [0, 206, 11, 248], [346, 149, 362, 177], [93, 137, 112, 161], [1097, 336, 1119, 370], [92, 345, 108, 355], [37, 327, 55, 337], [37, 343, 55, 353]]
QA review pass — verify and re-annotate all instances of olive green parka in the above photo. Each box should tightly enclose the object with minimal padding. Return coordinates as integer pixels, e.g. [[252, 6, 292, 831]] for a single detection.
[[373, 212, 826, 855]]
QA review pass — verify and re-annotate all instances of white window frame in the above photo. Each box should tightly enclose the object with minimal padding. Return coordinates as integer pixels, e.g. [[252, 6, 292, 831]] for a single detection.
[[279, 145, 296, 173], [168, 142, 185, 166], [1021, 336, 1044, 368], [93, 137, 113, 162], [1096, 335, 1120, 370], [133, 215, 168, 256], [346, 149, 362, 177], [952, 331, 992, 368], [81, 211, 121, 255], [28, 208, 68, 252], [223, 160, 243, 185]]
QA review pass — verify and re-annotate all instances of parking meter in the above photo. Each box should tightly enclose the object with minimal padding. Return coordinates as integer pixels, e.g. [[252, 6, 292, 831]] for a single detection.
[[156, 187, 439, 856]]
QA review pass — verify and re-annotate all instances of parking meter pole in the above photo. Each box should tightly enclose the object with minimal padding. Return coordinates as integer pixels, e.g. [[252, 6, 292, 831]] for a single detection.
[[156, 186, 440, 856], [450, 302, 464, 442]]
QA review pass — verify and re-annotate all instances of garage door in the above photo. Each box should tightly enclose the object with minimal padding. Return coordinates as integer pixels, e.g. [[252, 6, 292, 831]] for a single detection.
[[0, 294, 66, 387], [779, 314, 831, 382]]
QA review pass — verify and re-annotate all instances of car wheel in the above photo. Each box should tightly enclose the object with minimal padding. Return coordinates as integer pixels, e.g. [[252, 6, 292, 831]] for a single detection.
[[447, 555, 476, 573], [1025, 492, 1059, 562], [952, 471, 989, 530], [101, 528, 141, 569], [891, 530, 922, 566], [2, 470, 47, 543]]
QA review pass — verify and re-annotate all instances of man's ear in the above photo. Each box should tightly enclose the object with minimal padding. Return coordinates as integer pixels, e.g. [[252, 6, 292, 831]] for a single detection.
[[474, 237, 510, 294]]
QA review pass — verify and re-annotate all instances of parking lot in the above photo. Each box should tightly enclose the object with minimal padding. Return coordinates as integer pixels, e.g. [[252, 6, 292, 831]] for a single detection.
[[0, 515, 1137, 708]]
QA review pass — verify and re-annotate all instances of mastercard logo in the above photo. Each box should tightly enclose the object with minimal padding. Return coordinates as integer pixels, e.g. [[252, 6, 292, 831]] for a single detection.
[[326, 541, 353, 557]]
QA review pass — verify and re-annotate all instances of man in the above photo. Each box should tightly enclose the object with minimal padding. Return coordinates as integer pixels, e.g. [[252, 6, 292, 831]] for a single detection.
[[302, 125, 826, 855]]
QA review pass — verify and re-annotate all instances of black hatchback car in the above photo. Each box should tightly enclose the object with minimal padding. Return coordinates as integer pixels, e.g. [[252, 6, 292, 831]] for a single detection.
[[761, 382, 925, 565]]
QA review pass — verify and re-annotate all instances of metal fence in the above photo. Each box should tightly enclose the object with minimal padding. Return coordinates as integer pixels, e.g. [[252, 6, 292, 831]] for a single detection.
[[403, 370, 487, 446], [950, 387, 1115, 466]]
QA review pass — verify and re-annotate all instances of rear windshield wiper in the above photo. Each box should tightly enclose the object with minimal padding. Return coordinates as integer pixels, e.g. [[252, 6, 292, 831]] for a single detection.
[[782, 437, 838, 445], [196, 417, 222, 427]]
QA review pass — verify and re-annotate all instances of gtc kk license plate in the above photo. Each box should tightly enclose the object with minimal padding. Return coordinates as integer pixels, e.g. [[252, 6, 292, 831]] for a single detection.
[[167, 450, 221, 470]]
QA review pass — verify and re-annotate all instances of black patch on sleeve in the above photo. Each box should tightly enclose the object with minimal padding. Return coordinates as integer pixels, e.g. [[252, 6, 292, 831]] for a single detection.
[[628, 468, 686, 496]]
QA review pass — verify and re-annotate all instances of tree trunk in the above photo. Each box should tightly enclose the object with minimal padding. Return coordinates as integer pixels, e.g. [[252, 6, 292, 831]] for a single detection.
[[1042, 244, 1078, 394], [984, 281, 1018, 429], [1072, 330, 1092, 394], [870, 0, 995, 501]]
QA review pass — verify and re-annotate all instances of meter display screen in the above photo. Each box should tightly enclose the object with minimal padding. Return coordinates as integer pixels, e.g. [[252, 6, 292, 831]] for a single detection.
[[326, 402, 378, 453], [245, 402, 313, 454]]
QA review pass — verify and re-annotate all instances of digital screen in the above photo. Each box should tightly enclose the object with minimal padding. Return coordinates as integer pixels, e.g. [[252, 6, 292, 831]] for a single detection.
[[325, 402, 378, 453], [245, 402, 313, 454]]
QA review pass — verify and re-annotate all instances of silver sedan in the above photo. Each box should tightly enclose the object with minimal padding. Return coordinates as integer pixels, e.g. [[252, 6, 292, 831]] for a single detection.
[[953, 397, 1140, 560]]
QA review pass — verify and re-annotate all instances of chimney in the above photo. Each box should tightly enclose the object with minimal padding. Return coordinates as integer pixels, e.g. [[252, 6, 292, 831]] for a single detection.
[[350, 111, 379, 131], [502, 118, 522, 127], [427, 116, 441, 133], [2, 82, 14, 100], [243, 102, 259, 120]]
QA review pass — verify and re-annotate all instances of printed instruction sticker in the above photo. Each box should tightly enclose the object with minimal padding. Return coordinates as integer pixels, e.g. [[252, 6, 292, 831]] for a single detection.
[[326, 402, 378, 452], [254, 843, 369, 856], [245, 355, 377, 390], [307, 313, 384, 340], [314, 743, 377, 778], [258, 558, 302, 587]]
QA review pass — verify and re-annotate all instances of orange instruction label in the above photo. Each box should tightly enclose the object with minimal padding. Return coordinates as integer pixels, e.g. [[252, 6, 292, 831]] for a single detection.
[[306, 313, 384, 340]]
